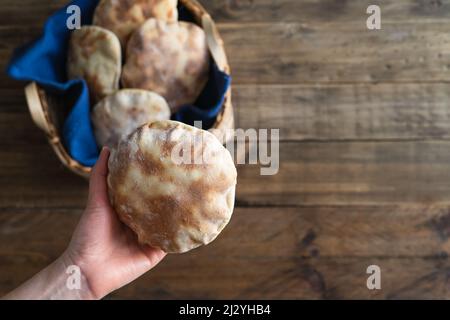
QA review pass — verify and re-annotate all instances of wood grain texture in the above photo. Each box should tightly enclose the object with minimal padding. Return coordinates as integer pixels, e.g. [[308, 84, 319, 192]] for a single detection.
[[2, 0, 450, 25], [233, 83, 450, 141], [219, 22, 450, 84], [4, 83, 450, 143], [0, 1, 64, 27], [3, 141, 450, 208], [201, 0, 450, 23], [1, 206, 450, 299], [237, 141, 450, 206], [1, 0, 450, 300], [110, 257, 450, 299], [1, 14, 450, 85]]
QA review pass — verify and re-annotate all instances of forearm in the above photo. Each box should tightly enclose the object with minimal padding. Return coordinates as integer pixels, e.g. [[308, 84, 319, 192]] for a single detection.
[[2, 252, 96, 300]]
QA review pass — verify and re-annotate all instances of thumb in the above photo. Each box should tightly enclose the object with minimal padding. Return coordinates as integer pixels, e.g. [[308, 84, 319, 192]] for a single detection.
[[88, 147, 111, 208]]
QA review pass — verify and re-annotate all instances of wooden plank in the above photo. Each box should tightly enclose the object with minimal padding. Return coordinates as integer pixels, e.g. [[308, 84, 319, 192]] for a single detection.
[[0, 87, 27, 112], [4, 82, 450, 142], [110, 257, 450, 299], [0, 145, 88, 208], [233, 83, 450, 141], [237, 141, 450, 206], [1, 206, 449, 259], [1, 0, 449, 86], [3, 141, 450, 207], [0, 1, 64, 27], [0, 206, 449, 299], [2, 0, 450, 26], [219, 22, 450, 84], [2, 22, 450, 85], [0, 112, 45, 147], [201, 0, 450, 23]]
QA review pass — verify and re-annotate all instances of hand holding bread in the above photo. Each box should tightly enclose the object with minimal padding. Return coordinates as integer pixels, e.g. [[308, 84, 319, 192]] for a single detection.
[[65, 0, 236, 254]]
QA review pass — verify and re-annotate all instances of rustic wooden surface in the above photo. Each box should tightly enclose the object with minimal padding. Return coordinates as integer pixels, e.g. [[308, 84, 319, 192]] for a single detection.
[[1, 0, 450, 299]]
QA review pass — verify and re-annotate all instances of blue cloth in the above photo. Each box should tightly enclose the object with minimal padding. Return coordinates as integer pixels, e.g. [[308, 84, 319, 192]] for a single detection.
[[7, 0, 231, 166], [173, 60, 230, 129]]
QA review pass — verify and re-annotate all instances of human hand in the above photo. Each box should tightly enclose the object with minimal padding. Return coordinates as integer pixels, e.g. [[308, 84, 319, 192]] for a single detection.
[[64, 147, 166, 299], [3, 147, 165, 300]]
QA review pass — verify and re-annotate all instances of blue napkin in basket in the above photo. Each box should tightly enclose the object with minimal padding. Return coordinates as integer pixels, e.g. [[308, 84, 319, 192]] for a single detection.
[[7, 0, 231, 167]]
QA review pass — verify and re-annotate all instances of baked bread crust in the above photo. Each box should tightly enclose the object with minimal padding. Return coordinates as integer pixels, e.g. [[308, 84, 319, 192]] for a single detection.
[[92, 89, 170, 149], [122, 19, 210, 112], [93, 0, 178, 46], [67, 26, 121, 103], [107, 120, 237, 253]]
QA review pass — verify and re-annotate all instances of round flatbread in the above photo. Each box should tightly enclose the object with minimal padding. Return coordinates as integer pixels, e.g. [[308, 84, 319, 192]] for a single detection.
[[67, 26, 121, 103], [93, 0, 178, 46], [107, 120, 237, 253], [121, 19, 210, 112], [92, 89, 171, 149]]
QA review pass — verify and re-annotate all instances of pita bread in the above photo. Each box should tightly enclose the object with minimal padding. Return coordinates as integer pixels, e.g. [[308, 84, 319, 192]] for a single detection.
[[67, 26, 121, 103], [92, 89, 171, 149], [93, 0, 178, 46], [107, 120, 237, 253], [121, 19, 210, 112]]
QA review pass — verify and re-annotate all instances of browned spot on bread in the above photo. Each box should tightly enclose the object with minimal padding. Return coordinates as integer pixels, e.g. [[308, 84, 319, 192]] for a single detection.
[[67, 26, 121, 103], [167, 8, 174, 20], [136, 148, 164, 176], [93, 0, 178, 46]]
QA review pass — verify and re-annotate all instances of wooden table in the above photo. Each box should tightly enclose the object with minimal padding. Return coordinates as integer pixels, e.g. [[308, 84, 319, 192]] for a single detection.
[[1, 0, 450, 299]]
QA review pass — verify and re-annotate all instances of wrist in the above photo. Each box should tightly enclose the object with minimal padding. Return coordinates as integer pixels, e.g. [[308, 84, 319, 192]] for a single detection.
[[3, 252, 97, 300], [58, 251, 98, 300]]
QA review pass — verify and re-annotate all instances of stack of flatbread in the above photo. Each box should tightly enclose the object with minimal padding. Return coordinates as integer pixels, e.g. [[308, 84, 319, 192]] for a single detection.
[[67, 0, 210, 148], [66, 1, 237, 254]]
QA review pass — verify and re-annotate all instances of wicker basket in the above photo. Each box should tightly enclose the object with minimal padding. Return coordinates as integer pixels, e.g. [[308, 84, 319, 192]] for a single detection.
[[24, 0, 233, 178]]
